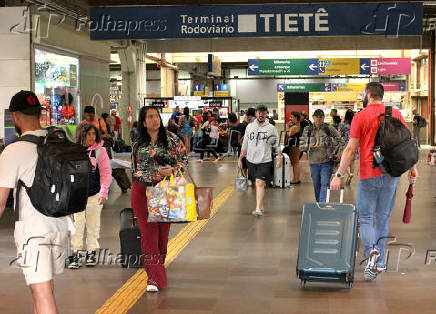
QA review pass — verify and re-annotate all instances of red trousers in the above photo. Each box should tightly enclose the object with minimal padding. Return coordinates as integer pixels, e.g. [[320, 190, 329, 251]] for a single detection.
[[131, 181, 171, 289]]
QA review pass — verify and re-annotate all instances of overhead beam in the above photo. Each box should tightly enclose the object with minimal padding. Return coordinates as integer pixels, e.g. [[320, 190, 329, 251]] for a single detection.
[[139, 35, 432, 53]]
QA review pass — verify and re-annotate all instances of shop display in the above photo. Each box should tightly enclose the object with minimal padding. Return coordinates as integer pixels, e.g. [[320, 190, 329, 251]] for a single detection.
[[34, 49, 80, 127]]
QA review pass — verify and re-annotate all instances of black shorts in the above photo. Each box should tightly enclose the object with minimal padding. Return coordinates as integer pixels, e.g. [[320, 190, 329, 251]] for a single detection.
[[247, 161, 273, 183]]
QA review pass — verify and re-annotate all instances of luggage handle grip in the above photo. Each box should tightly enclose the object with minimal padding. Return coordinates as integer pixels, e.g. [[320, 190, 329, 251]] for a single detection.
[[326, 188, 344, 203]]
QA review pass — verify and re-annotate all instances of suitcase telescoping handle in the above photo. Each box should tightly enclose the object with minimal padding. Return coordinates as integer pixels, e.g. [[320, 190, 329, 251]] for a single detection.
[[326, 188, 344, 203]]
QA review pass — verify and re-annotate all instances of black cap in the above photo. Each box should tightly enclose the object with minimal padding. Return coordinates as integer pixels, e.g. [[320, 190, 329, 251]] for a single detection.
[[9, 90, 43, 115], [256, 104, 268, 112], [313, 109, 325, 117]]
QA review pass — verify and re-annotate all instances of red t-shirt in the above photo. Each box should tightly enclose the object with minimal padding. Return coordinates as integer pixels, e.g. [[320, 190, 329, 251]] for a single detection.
[[350, 103, 407, 180]]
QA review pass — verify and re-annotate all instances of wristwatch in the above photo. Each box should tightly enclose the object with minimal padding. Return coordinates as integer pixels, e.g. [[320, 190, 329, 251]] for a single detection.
[[335, 172, 343, 178]]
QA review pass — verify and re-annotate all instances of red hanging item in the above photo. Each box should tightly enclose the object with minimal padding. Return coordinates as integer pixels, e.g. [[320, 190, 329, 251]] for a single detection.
[[402, 184, 414, 224], [62, 105, 75, 119]]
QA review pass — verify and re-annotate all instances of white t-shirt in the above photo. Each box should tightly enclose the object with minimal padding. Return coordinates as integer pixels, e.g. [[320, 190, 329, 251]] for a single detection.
[[0, 130, 74, 241]]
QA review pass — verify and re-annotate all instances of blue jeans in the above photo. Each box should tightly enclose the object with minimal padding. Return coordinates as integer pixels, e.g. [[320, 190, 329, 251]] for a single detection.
[[356, 175, 399, 266], [309, 162, 333, 202]]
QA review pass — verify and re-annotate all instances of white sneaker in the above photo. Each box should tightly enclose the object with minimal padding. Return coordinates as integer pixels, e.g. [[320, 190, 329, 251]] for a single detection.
[[364, 249, 380, 281], [251, 210, 263, 217], [146, 285, 159, 292]]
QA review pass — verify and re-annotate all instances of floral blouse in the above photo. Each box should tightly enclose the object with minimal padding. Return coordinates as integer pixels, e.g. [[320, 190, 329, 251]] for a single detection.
[[132, 131, 188, 186]]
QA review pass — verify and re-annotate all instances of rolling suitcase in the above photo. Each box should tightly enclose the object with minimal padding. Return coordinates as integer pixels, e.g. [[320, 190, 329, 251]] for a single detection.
[[273, 153, 291, 188], [119, 208, 142, 268], [296, 188, 358, 288]]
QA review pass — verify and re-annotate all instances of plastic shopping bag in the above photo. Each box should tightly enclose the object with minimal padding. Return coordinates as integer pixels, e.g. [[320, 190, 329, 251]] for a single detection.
[[147, 173, 196, 223]]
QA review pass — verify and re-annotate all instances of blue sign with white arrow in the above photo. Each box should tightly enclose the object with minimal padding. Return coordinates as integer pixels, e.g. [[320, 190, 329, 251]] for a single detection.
[[360, 58, 371, 75], [248, 59, 260, 75]]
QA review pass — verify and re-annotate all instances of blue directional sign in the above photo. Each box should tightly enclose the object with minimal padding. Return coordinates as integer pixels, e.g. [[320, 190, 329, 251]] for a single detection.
[[248, 59, 260, 75], [277, 84, 286, 92], [307, 59, 319, 75], [360, 58, 371, 75]]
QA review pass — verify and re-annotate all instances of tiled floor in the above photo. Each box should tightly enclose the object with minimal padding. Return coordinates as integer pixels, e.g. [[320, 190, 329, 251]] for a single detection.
[[1, 155, 436, 314]]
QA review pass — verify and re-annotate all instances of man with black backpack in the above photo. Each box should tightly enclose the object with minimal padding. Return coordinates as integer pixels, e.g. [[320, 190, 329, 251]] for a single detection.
[[0, 91, 88, 314], [331, 82, 418, 282]]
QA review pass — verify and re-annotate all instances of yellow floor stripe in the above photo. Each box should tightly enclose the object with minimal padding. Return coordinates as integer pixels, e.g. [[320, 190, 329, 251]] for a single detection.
[[95, 185, 234, 314]]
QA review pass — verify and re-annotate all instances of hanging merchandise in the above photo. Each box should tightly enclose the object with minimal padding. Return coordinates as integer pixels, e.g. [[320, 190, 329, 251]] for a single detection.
[[34, 49, 80, 127]]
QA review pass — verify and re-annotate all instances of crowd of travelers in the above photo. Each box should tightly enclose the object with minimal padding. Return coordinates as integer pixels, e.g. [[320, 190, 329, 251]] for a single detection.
[[0, 82, 421, 312]]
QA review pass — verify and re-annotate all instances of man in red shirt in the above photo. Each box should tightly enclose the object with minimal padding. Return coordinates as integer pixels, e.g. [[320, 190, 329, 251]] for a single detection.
[[331, 82, 417, 281], [111, 110, 122, 139]]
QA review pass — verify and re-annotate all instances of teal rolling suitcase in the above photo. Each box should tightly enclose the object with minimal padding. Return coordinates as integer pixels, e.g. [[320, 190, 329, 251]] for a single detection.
[[296, 189, 358, 288]]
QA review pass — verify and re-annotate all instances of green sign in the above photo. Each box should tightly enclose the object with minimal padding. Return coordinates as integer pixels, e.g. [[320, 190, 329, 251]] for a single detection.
[[249, 58, 319, 76], [277, 83, 324, 92], [249, 59, 318, 76]]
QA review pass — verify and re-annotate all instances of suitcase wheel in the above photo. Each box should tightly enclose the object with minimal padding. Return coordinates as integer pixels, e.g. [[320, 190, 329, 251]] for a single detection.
[[300, 279, 307, 288], [347, 281, 353, 289]]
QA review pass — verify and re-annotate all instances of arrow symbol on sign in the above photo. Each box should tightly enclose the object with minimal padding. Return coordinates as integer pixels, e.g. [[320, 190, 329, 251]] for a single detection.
[[309, 63, 318, 71], [361, 64, 369, 70], [278, 85, 285, 91], [249, 64, 259, 72]]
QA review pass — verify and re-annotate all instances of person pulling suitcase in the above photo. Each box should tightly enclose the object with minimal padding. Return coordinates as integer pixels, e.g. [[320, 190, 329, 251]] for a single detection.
[[330, 82, 418, 281]]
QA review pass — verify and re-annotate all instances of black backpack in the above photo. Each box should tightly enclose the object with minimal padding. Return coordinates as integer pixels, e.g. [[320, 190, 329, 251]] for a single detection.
[[15, 129, 91, 219], [373, 106, 418, 177]]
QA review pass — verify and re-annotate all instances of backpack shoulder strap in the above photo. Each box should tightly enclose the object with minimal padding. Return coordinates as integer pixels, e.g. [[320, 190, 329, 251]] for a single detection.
[[385, 106, 392, 118], [15, 134, 44, 145], [95, 147, 101, 165], [323, 123, 331, 137]]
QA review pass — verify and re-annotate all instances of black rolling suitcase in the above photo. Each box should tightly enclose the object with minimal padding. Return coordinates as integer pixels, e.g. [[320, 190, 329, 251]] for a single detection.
[[296, 189, 358, 289], [119, 208, 142, 268]]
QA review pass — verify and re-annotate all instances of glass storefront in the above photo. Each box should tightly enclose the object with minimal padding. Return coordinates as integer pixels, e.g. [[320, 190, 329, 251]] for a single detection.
[[34, 48, 80, 127]]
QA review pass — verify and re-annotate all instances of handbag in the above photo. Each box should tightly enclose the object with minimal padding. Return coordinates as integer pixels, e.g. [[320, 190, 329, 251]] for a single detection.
[[235, 167, 248, 192], [186, 168, 213, 220], [147, 173, 197, 223]]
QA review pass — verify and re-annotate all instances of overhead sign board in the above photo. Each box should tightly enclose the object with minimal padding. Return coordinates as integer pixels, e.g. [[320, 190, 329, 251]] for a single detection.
[[318, 58, 361, 76], [252, 58, 411, 76], [90, 3, 422, 40], [249, 59, 318, 76], [277, 83, 324, 92], [192, 84, 208, 96], [213, 84, 230, 97], [278, 82, 406, 92]]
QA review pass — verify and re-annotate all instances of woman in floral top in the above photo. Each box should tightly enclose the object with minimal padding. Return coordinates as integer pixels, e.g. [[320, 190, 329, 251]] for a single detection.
[[131, 106, 187, 293]]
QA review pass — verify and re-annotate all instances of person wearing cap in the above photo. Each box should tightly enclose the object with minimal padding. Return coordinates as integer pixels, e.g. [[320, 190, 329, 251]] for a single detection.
[[238, 104, 282, 216], [0, 90, 73, 313], [299, 109, 344, 202]]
